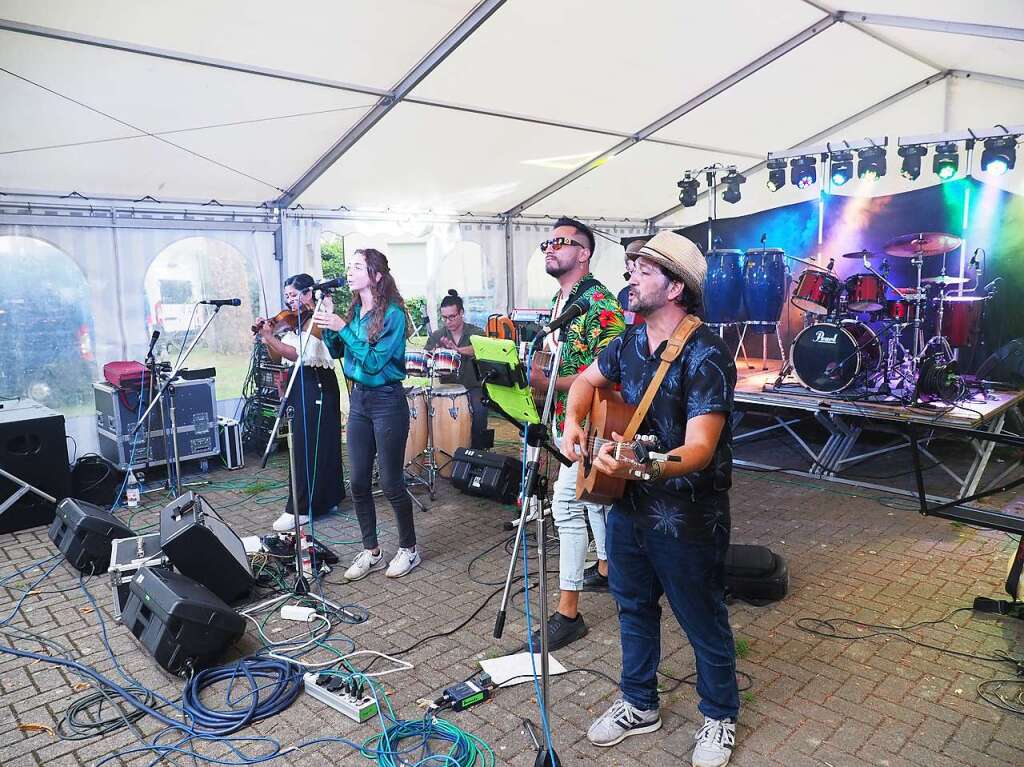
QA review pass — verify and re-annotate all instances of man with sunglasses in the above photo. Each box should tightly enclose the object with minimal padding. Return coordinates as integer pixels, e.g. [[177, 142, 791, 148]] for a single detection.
[[527, 216, 625, 652]]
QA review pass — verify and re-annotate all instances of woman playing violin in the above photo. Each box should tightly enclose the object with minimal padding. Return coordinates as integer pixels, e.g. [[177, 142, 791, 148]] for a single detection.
[[254, 273, 344, 533]]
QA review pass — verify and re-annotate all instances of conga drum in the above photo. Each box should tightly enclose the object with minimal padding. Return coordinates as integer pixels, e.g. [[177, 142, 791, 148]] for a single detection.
[[743, 248, 786, 330], [429, 384, 472, 478], [704, 249, 744, 324], [404, 386, 429, 467]]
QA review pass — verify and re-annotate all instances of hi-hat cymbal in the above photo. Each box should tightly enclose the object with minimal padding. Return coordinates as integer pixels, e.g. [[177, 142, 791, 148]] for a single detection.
[[841, 249, 873, 259], [921, 275, 969, 286], [883, 232, 961, 258]]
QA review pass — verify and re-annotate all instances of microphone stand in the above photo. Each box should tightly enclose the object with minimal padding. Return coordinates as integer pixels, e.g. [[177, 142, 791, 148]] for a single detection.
[[130, 305, 225, 497], [491, 327, 572, 767]]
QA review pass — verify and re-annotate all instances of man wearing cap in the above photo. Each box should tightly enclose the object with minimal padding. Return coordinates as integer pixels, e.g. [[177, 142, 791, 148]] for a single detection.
[[560, 231, 739, 766]]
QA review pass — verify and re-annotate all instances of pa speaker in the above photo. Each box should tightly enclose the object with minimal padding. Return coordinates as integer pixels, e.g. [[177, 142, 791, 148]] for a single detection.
[[0, 400, 72, 534], [121, 566, 245, 675], [159, 492, 254, 604], [48, 498, 135, 574], [450, 448, 523, 505]]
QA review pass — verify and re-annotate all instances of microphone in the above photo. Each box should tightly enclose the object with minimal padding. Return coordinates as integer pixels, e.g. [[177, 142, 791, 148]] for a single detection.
[[199, 298, 241, 307], [759, 233, 767, 250], [969, 248, 982, 268], [983, 277, 1002, 293], [313, 276, 346, 291], [826, 257, 835, 273], [145, 330, 160, 361], [533, 297, 591, 348]]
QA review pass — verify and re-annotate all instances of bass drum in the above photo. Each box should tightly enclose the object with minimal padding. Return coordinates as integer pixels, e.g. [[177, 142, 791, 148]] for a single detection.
[[791, 321, 880, 394]]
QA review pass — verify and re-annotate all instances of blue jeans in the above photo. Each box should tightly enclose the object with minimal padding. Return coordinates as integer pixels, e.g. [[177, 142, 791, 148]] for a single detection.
[[606, 507, 739, 720], [347, 383, 415, 550]]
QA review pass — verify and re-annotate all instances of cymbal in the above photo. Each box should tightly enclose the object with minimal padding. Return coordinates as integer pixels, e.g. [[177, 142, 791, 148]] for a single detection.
[[921, 275, 969, 286], [841, 249, 873, 259], [883, 232, 961, 258]]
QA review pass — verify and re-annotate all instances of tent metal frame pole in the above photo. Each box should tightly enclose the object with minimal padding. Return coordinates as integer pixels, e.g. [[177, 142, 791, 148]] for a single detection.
[[501, 17, 838, 218], [504, 216, 514, 314], [274, 0, 506, 208], [836, 11, 1024, 42], [646, 70, 950, 226], [950, 69, 1024, 91]]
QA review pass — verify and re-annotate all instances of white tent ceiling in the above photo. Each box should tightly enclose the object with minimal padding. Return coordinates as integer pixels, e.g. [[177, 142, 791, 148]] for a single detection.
[[1, 0, 1023, 222]]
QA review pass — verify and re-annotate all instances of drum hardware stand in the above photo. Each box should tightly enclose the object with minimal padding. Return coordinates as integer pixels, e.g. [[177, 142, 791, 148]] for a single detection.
[[132, 304, 226, 497], [486, 333, 573, 767]]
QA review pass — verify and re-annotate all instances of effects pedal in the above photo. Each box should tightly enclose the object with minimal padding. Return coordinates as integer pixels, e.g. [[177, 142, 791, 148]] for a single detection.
[[439, 673, 492, 712], [303, 672, 378, 723]]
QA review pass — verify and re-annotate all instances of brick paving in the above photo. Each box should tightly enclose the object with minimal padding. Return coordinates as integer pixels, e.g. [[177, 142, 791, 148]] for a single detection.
[[1, 424, 1023, 766]]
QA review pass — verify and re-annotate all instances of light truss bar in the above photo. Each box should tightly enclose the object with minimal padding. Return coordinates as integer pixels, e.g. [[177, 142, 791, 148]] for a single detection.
[[899, 123, 1024, 146], [647, 71, 948, 225], [275, 0, 506, 208], [502, 16, 838, 217], [769, 136, 888, 161], [837, 11, 1024, 42]]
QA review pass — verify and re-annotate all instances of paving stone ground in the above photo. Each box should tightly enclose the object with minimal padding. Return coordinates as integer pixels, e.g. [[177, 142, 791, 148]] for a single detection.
[[1, 421, 1022, 766]]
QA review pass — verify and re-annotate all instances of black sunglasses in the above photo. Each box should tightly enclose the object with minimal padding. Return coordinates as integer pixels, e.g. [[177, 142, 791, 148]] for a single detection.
[[540, 237, 585, 252]]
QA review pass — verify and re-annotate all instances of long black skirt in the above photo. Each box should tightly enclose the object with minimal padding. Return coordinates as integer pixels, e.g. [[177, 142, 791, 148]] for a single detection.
[[283, 366, 344, 518]]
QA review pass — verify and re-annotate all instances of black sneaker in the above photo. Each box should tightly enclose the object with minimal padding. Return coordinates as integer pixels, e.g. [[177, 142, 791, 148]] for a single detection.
[[528, 611, 588, 651], [582, 565, 609, 592]]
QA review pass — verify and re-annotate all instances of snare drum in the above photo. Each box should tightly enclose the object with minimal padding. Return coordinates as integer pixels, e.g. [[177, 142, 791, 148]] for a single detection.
[[430, 384, 472, 478], [404, 387, 429, 467], [432, 349, 462, 375], [791, 269, 840, 315], [940, 296, 986, 347], [885, 298, 920, 324], [845, 273, 886, 312], [404, 350, 432, 377]]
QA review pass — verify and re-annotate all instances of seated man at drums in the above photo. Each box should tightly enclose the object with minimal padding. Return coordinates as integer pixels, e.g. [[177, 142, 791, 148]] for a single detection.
[[425, 290, 491, 449]]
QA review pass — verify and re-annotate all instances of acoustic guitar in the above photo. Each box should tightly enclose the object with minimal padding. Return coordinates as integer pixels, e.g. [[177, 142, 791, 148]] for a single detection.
[[574, 388, 659, 504]]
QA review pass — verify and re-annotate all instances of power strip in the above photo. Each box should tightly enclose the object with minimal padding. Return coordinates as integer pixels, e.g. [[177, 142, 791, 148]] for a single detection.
[[303, 672, 378, 723]]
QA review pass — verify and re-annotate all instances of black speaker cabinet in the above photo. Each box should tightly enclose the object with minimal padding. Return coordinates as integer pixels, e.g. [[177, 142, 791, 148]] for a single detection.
[[47, 498, 136, 574], [121, 566, 245, 675], [0, 399, 72, 534], [450, 448, 523, 505], [159, 492, 254, 604]]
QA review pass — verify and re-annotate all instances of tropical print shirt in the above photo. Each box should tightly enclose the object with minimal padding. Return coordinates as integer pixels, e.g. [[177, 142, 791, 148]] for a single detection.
[[548, 273, 624, 434], [597, 322, 736, 540]]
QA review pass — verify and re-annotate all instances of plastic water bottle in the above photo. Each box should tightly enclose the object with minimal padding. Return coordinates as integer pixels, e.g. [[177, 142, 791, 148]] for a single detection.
[[126, 471, 140, 508]]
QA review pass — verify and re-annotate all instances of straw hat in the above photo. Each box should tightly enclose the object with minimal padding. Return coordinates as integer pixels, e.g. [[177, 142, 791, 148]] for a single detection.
[[633, 231, 706, 301]]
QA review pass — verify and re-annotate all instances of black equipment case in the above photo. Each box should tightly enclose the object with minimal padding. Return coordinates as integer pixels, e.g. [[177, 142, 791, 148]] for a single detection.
[[450, 448, 523, 505], [724, 544, 788, 605]]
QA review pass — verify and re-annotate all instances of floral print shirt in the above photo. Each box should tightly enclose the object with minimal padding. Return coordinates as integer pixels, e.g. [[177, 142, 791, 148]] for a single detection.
[[548, 273, 625, 434], [597, 322, 736, 539]]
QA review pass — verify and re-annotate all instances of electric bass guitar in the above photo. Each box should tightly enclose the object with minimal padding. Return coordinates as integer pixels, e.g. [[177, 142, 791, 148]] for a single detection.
[[575, 388, 660, 504]]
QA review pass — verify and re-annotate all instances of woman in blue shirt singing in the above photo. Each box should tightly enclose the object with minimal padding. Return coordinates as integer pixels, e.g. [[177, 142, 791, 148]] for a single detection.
[[315, 249, 420, 580]]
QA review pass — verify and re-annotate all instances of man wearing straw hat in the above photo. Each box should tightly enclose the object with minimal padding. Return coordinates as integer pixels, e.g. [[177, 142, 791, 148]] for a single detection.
[[561, 231, 740, 766]]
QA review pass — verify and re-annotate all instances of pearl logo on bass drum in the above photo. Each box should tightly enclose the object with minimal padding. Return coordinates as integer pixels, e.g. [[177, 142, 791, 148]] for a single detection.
[[813, 330, 839, 345]]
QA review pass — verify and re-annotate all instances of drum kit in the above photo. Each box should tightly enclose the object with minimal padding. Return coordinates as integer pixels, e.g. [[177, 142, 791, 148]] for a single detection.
[[403, 348, 473, 498], [783, 231, 992, 398]]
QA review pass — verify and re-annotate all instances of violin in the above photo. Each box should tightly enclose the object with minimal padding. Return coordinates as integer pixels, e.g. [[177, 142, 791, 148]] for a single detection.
[[251, 307, 323, 339]]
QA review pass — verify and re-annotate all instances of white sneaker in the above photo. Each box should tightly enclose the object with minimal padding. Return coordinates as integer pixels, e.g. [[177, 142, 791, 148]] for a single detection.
[[344, 549, 385, 581], [273, 513, 309, 532], [692, 716, 735, 767], [386, 547, 421, 578], [587, 699, 662, 747]]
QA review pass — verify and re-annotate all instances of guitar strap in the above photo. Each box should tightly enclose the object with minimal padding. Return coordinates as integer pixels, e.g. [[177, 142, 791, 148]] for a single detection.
[[621, 314, 703, 441]]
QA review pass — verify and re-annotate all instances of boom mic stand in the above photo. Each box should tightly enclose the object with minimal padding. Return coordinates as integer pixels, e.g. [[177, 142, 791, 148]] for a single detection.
[[131, 304, 227, 497], [488, 329, 572, 767]]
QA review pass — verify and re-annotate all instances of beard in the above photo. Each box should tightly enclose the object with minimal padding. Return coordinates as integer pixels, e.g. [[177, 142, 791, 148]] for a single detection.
[[544, 258, 570, 278], [628, 288, 666, 315]]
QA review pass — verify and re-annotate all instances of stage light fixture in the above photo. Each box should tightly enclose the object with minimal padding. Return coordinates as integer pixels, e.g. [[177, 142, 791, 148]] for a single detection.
[[790, 156, 816, 189], [721, 171, 745, 204], [856, 146, 887, 181], [677, 173, 699, 207], [981, 135, 1017, 175], [898, 145, 927, 181], [766, 158, 786, 192], [933, 142, 959, 181], [829, 151, 853, 186]]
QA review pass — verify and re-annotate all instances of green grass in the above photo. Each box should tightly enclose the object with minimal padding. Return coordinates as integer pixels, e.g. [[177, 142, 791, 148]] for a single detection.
[[741, 691, 756, 705], [735, 638, 750, 659]]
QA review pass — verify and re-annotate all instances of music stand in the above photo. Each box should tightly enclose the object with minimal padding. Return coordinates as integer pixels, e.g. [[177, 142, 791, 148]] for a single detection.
[[471, 335, 569, 767]]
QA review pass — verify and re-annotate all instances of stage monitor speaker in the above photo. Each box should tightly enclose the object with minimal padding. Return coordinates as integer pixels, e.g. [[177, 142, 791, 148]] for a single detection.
[[71, 455, 125, 508], [450, 448, 523, 505], [0, 399, 72, 534], [121, 566, 245, 675], [48, 498, 136, 574], [159, 492, 254, 604]]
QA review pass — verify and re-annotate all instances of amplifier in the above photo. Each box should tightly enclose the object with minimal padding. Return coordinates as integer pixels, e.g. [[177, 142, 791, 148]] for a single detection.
[[109, 533, 171, 622], [94, 379, 220, 471], [0, 399, 72, 533], [47, 498, 135, 574], [218, 417, 244, 470], [160, 492, 254, 604], [121, 566, 245, 675], [450, 448, 523, 505]]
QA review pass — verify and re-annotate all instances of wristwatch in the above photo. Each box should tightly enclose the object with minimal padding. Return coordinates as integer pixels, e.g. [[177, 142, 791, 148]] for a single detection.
[[647, 460, 663, 481]]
